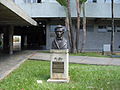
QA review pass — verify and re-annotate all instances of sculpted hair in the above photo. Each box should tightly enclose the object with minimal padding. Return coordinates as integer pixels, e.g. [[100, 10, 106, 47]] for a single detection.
[[55, 25, 65, 32]]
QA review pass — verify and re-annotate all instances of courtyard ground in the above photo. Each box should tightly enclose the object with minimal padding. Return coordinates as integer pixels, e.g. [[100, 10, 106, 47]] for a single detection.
[[0, 60, 120, 90], [0, 50, 120, 81]]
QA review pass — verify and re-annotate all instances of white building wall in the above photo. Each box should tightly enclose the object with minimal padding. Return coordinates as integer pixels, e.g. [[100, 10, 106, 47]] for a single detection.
[[14, 0, 120, 18], [13, 0, 120, 51], [81, 25, 111, 51], [13, 0, 24, 4], [46, 20, 120, 51]]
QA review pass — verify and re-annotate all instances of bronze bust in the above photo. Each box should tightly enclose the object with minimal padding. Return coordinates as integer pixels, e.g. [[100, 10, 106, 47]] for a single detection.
[[52, 25, 67, 49]]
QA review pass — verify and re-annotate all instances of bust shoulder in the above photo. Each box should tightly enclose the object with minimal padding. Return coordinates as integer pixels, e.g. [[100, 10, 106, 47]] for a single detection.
[[62, 38, 67, 43]]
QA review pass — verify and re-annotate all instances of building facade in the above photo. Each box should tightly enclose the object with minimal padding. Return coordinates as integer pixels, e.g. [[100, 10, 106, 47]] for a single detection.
[[11, 0, 120, 52], [0, 0, 37, 54]]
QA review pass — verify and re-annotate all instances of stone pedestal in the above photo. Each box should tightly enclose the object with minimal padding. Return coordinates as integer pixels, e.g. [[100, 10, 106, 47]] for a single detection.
[[47, 49, 69, 83]]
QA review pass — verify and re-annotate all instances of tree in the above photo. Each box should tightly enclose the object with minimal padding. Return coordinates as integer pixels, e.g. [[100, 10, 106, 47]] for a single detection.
[[75, 0, 87, 53], [56, 0, 87, 53], [76, 0, 81, 53], [56, 0, 76, 53], [111, 0, 115, 54], [80, 2, 87, 52], [56, 0, 72, 48]]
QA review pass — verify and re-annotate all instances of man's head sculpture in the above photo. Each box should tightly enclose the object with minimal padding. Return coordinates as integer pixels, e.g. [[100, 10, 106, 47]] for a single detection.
[[55, 25, 65, 39], [52, 25, 67, 49]]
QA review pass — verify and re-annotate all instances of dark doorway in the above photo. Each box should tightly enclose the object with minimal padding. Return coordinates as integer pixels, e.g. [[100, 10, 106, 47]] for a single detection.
[[14, 21, 46, 50]]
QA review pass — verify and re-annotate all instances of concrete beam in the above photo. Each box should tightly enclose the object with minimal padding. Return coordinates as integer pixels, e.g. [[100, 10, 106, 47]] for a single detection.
[[0, 0, 37, 26]]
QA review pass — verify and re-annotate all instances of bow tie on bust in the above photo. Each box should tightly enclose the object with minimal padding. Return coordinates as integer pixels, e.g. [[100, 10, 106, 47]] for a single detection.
[[56, 37, 63, 40]]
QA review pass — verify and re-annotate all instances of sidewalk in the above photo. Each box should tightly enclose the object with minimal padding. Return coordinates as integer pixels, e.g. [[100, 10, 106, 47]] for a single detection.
[[0, 51, 120, 80], [29, 53, 120, 66], [0, 50, 36, 80]]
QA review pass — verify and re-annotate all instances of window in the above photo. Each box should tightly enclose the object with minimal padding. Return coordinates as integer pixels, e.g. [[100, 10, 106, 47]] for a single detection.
[[116, 26, 120, 32], [104, 0, 111, 3], [87, 25, 94, 32], [106, 26, 112, 32], [78, 25, 94, 32], [106, 26, 116, 32], [104, 0, 120, 3], [24, 0, 31, 3], [98, 26, 107, 33], [50, 25, 56, 32], [87, 0, 97, 3], [24, 0, 41, 3], [93, 0, 97, 3], [37, 0, 41, 3], [98, 25, 120, 32], [98, 26, 106, 29]]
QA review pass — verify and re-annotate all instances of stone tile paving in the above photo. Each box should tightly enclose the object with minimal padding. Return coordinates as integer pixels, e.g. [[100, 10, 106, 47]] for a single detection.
[[0, 50, 36, 80], [29, 53, 120, 66], [28, 53, 50, 61]]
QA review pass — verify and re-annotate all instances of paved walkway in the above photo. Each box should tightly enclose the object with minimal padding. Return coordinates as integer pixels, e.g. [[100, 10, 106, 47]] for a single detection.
[[29, 53, 120, 66], [0, 50, 36, 80], [0, 51, 120, 80]]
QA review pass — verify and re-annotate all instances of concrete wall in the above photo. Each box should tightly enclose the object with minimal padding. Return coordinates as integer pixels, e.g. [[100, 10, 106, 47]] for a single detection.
[[81, 25, 120, 51], [13, 0, 24, 5], [46, 20, 120, 51], [13, 0, 120, 51], [14, 0, 120, 18]]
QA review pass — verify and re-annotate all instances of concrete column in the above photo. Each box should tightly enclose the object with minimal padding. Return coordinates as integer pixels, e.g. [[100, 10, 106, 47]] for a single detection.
[[9, 26, 14, 54], [3, 25, 14, 54], [3, 27, 9, 53], [21, 35, 25, 50]]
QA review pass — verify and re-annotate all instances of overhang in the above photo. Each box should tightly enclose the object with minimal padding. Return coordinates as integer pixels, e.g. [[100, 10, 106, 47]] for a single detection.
[[0, 0, 37, 26]]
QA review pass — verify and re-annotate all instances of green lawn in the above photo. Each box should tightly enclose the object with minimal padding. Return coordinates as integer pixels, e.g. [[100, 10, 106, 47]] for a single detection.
[[0, 60, 120, 90], [38, 51, 111, 58], [70, 52, 110, 58]]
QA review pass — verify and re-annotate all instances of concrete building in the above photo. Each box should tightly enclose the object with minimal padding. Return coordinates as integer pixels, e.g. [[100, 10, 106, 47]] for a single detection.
[[0, 0, 37, 54], [1, 0, 120, 53]]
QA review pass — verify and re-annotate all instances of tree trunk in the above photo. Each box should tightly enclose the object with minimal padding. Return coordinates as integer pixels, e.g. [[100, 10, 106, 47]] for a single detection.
[[80, 3, 86, 53], [76, 0, 81, 53], [111, 0, 114, 54], [67, 0, 76, 53], [65, 17, 72, 48]]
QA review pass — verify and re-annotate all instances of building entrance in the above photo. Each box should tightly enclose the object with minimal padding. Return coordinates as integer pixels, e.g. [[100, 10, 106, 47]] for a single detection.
[[14, 21, 46, 50]]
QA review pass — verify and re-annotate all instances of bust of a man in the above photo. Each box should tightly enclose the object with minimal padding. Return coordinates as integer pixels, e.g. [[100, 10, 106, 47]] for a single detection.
[[52, 25, 67, 49]]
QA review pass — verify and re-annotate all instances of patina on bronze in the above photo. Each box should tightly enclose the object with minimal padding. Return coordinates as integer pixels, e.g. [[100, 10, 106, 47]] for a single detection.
[[52, 25, 67, 49]]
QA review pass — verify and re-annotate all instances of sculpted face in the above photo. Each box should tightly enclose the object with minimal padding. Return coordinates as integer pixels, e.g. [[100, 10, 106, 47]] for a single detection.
[[52, 25, 67, 49], [55, 28, 64, 39]]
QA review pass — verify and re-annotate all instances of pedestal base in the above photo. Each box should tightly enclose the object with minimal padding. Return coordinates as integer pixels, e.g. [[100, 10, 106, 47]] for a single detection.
[[48, 49, 69, 83], [47, 78, 69, 83]]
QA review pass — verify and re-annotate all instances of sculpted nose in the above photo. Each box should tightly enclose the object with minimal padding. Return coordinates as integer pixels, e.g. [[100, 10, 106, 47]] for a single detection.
[[58, 32, 61, 34]]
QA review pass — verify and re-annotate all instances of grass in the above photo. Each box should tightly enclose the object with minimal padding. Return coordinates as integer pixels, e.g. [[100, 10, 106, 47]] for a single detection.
[[113, 53, 120, 55], [38, 50, 120, 58], [70, 52, 111, 58], [38, 51, 111, 58], [1, 60, 120, 90], [38, 50, 50, 53]]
